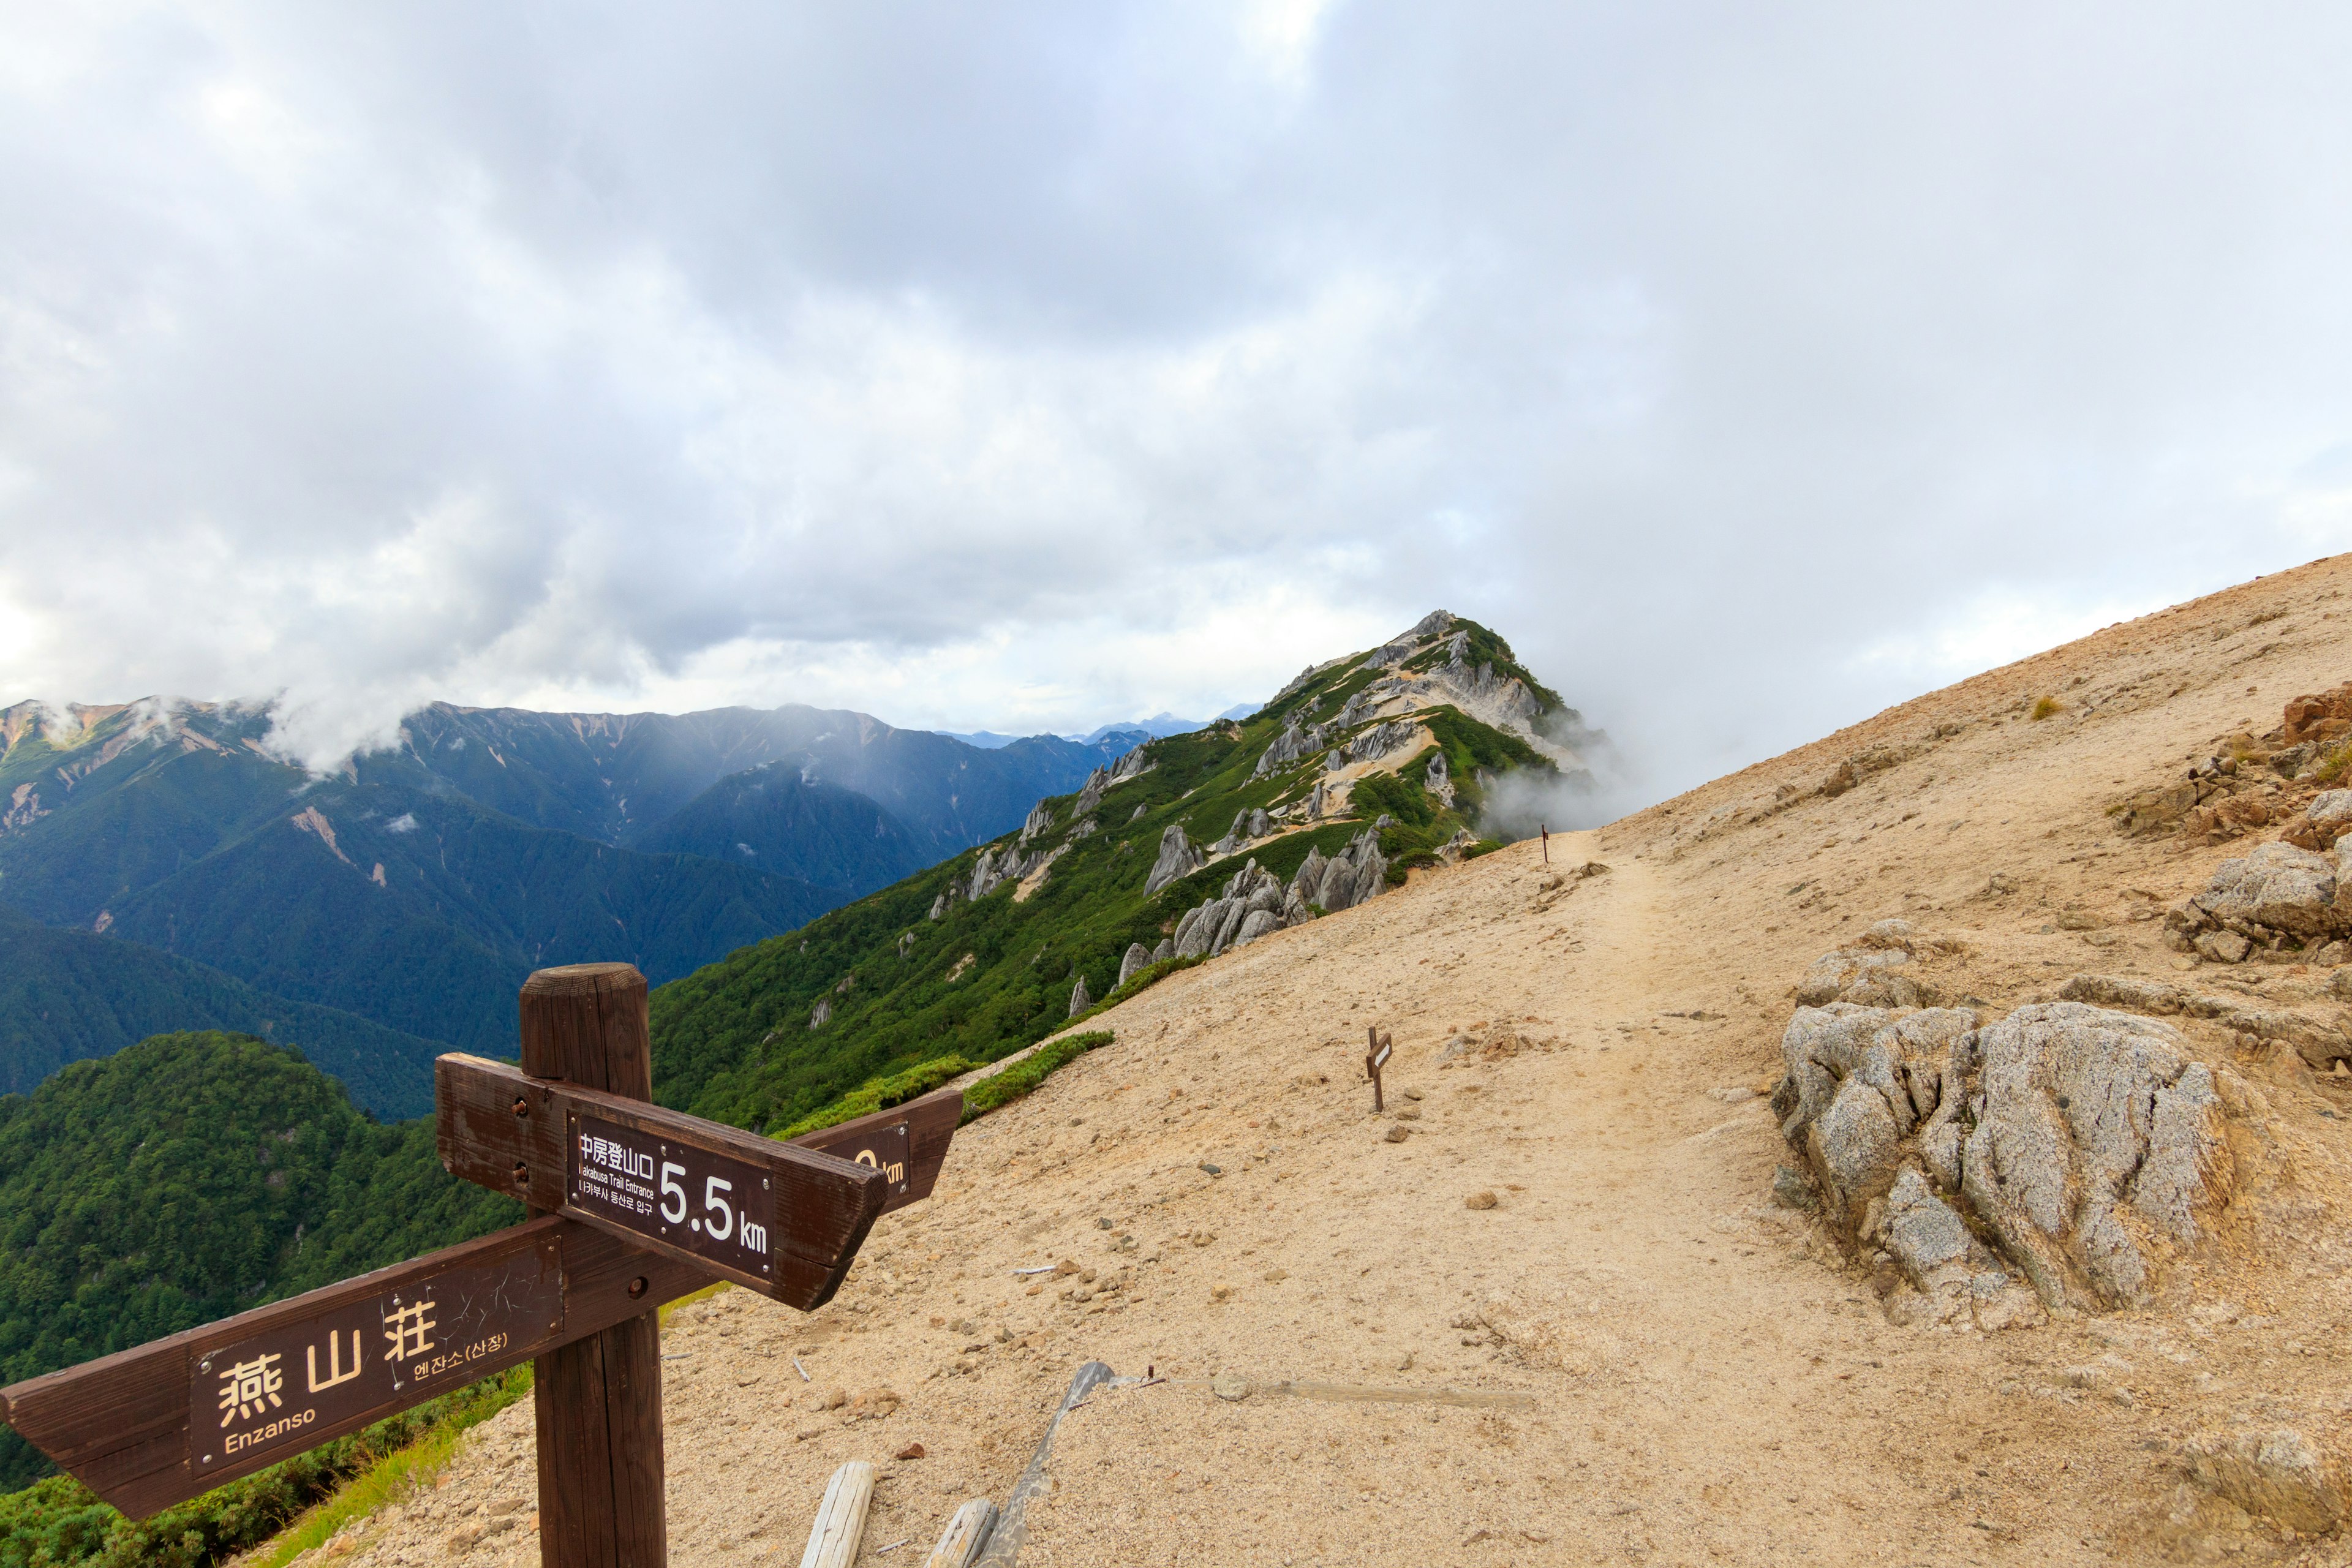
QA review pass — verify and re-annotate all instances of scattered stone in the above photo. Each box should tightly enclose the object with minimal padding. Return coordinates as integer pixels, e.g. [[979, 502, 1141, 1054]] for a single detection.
[[2185, 1428, 2351, 1533], [2194, 841, 2338, 935], [1383, 1124, 1411, 1144], [1212, 1374, 1251, 1401], [2195, 930, 2252, 964], [896, 1442, 927, 1461], [1708, 1087, 1755, 1104], [1464, 1190, 1498, 1210], [1795, 948, 1939, 1008]]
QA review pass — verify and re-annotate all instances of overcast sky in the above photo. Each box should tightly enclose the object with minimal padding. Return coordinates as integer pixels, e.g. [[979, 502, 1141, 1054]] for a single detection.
[[4, 2, 2348, 804]]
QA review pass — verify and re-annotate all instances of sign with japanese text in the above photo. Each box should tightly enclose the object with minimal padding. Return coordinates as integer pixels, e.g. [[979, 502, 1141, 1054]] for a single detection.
[[569, 1113, 780, 1280], [190, 1232, 562, 1477]]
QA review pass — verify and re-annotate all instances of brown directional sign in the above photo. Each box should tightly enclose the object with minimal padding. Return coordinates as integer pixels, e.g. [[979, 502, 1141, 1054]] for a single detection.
[[1366, 1026, 1393, 1113], [435, 1054, 891, 1305], [0, 1216, 706, 1520], [790, 1086, 962, 1210]]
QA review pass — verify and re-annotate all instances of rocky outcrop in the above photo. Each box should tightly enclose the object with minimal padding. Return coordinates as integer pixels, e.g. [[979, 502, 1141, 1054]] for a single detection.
[[2058, 972, 2352, 1069], [1207, 806, 1275, 856], [1292, 828, 1388, 913], [1150, 938, 1174, 965], [1164, 833, 1389, 962], [1367, 610, 1455, 668], [953, 839, 1065, 904], [1774, 993, 2249, 1315], [1068, 976, 1091, 1017], [809, 998, 832, 1030], [2278, 786, 2352, 851], [1018, 801, 1055, 844], [2193, 840, 2336, 935], [1253, 718, 1330, 778], [1109, 745, 1154, 783], [1346, 720, 1417, 764], [1794, 948, 1939, 1008], [1117, 943, 1153, 989], [2166, 839, 2352, 959], [1425, 749, 1454, 808], [1171, 862, 1291, 959], [1072, 767, 1110, 819], [1144, 825, 1207, 894]]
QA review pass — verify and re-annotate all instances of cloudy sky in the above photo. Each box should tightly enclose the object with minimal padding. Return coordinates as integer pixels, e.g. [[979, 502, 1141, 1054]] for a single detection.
[[4, 2, 2348, 802]]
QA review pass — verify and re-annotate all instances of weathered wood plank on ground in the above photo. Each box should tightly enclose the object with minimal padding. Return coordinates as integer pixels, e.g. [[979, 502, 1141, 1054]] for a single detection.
[[797, 1460, 875, 1568]]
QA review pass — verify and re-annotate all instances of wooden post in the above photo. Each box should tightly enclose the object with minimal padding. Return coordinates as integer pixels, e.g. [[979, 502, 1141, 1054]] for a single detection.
[[1541, 823, 1548, 864], [521, 963, 667, 1568]]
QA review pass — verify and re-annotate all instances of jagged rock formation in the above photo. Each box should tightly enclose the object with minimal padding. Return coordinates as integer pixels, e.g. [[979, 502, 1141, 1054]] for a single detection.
[[1345, 720, 1417, 764], [1252, 718, 1329, 778], [1144, 824, 1207, 894], [1171, 861, 1308, 959], [1774, 977, 2250, 1316], [1068, 975, 1090, 1017], [1018, 801, 1055, 844], [1073, 767, 1109, 818], [1109, 745, 1153, 783], [809, 998, 832, 1029], [1425, 748, 1454, 808], [1291, 829, 1388, 913]]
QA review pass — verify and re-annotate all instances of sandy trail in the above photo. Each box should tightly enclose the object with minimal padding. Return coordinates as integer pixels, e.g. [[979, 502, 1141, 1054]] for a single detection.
[[307, 560, 2352, 1568]]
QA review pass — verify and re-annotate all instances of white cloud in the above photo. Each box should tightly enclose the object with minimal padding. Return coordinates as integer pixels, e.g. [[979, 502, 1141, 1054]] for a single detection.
[[2, 2, 2350, 791]]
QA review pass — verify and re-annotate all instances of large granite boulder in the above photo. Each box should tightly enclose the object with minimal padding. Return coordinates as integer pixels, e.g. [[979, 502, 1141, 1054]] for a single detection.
[[1961, 1002, 2236, 1309], [2192, 840, 2338, 937], [1144, 825, 1206, 894], [1117, 942, 1154, 989], [1773, 991, 2244, 1316]]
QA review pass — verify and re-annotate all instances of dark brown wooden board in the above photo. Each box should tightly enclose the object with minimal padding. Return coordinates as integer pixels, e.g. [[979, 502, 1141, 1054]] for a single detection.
[[789, 1086, 963, 1212], [436, 1054, 888, 1305], [0, 1216, 707, 1521]]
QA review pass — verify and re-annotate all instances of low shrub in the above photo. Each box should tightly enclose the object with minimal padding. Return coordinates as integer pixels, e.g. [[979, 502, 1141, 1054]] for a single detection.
[[962, 1031, 1114, 1121]]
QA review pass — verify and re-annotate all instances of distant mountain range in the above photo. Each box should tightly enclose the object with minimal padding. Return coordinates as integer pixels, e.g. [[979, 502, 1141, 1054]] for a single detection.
[[945, 706, 1261, 750], [0, 698, 1137, 1107]]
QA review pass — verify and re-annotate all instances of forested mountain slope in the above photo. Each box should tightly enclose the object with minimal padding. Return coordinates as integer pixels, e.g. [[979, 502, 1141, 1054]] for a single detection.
[[0, 693, 1123, 1088], [386, 702, 1137, 865], [0, 907, 443, 1117]]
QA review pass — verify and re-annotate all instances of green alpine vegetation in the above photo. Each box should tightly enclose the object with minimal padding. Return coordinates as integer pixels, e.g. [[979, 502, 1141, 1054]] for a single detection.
[[649, 611, 1593, 1134]]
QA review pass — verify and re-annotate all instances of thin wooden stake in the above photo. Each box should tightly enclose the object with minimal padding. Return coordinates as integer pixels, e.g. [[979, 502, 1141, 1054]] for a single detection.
[[521, 963, 667, 1568], [799, 1461, 876, 1568], [922, 1499, 999, 1568]]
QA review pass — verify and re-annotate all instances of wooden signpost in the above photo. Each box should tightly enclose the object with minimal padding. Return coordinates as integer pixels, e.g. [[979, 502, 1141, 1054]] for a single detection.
[[1366, 1025, 1393, 1113], [0, 962, 962, 1568]]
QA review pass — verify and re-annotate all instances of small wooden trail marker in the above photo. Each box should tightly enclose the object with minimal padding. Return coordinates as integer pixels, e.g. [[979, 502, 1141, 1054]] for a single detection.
[[0, 961, 962, 1568], [1366, 1026, 1393, 1113]]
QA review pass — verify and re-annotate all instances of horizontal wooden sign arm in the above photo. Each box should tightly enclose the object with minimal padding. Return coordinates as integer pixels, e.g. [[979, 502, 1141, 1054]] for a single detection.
[[0, 1216, 707, 1521], [788, 1087, 963, 1210], [435, 1055, 891, 1308]]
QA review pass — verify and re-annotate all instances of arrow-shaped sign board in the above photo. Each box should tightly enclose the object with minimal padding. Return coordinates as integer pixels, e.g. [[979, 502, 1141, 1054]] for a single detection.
[[435, 1055, 911, 1305], [0, 1216, 707, 1520]]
